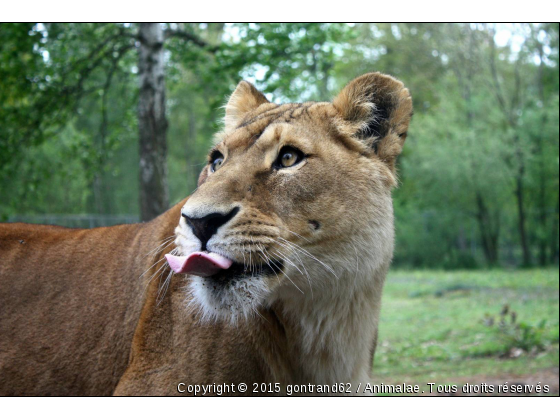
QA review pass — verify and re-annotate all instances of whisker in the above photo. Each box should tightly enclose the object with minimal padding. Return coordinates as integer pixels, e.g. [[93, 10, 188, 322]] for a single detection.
[[277, 237, 338, 278], [270, 245, 313, 299], [157, 269, 174, 305], [140, 255, 168, 279], [145, 235, 175, 257], [270, 246, 305, 277], [267, 252, 304, 295], [256, 248, 282, 285], [251, 306, 269, 323], [287, 229, 312, 243], [143, 246, 179, 294]]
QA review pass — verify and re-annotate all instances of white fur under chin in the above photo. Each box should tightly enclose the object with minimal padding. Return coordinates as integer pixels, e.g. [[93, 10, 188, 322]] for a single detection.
[[187, 274, 271, 324]]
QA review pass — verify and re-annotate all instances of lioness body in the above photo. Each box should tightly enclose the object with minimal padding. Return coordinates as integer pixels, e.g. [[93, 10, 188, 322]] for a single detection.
[[0, 207, 378, 395], [0, 72, 412, 395], [0, 210, 378, 395], [0, 211, 177, 395]]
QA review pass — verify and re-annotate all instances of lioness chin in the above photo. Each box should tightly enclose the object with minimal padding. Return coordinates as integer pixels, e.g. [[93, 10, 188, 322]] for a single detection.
[[0, 72, 412, 396]]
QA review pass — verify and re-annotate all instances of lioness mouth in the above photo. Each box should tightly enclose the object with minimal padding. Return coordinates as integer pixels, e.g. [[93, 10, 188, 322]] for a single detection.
[[165, 252, 282, 281], [166, 252, 233, 277]]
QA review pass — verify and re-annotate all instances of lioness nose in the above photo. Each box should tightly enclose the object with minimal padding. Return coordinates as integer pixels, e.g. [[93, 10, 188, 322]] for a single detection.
[[182, 207, 239, 250]]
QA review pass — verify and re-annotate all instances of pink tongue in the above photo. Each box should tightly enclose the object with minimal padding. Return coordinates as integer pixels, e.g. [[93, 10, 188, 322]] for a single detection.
[[165, 252, 233, 277]]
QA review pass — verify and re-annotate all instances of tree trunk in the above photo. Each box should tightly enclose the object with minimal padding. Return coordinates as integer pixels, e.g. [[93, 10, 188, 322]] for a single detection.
[[536, 150, 548, 266], [514, 150, 531, 267], [486, 27, 532, 268], [535, 39, 549, 266], [475, 191, 499, 266], [551, 202, 559, 265], [138, 23, 169, 221]]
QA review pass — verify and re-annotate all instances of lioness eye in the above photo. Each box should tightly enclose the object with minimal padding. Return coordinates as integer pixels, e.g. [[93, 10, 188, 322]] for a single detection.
[[210, 152, 224, 172], [275, 146, 304, 169]]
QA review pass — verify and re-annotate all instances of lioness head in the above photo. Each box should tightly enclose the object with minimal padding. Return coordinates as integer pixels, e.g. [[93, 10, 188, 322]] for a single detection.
[[167, 72, 412, 322]]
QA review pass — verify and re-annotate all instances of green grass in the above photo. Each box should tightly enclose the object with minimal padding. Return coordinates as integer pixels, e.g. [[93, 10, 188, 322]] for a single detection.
[[373, 268, 559, 392]]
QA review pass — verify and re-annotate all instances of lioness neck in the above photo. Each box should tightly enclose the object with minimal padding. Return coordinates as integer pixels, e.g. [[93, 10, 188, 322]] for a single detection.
[[261, 266, 387, 386]]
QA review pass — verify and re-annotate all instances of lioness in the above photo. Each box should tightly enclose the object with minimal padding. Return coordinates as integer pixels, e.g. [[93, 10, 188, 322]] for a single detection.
[[0, 72, 412, 396]]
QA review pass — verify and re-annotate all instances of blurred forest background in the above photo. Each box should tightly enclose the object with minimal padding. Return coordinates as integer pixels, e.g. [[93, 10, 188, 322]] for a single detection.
[[0, 23, 558, 270]]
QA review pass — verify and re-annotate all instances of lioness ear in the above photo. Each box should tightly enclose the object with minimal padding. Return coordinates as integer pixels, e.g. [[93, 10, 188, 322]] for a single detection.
[[333, 72, 413, 172], [224, 81, 270, 132]]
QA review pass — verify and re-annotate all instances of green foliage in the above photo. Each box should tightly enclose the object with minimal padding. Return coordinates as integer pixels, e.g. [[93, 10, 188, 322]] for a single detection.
[[0, 24, 136, 169], [0, 23, 138, 217], [0, 23, 558, 268], [228, 23, 355, 101], [0, 23, 49, 167]]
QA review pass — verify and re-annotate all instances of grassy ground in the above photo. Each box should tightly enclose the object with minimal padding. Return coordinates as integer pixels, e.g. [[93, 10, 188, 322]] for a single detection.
[[373, 268, 559, 395]]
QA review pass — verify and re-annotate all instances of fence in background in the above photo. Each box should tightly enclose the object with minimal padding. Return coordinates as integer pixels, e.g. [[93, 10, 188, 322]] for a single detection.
[[8, 214, 140, 228]]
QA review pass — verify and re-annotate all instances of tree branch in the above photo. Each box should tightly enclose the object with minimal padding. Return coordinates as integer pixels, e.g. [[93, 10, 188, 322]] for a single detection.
[[99, 42, 132, 159], [487, 30, 511, 123], [164, 29, 218, 52], [60, 26, 135, 79]]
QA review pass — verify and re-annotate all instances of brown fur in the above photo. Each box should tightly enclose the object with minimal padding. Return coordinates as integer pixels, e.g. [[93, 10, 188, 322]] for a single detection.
[[0, 211, 180, 395], [0, 72, 412, 395]]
